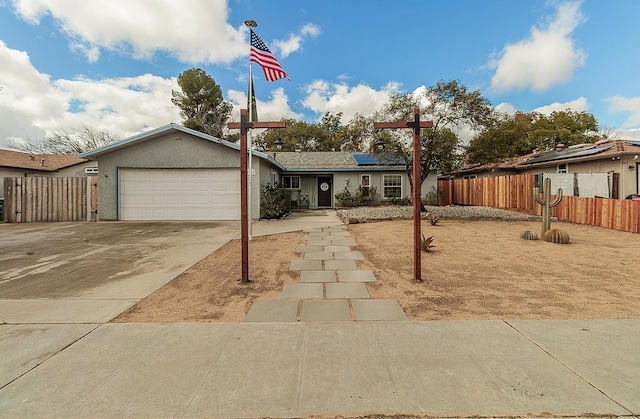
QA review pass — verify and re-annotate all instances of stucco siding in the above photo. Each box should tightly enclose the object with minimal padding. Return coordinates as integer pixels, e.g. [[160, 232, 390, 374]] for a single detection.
[[97, 133, 241, 220]]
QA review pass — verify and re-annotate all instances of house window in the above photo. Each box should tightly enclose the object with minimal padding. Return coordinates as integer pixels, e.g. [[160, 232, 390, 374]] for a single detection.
[[271, 170, 278, 186], [360, 174, 371, 188], [463, 174, 477, 180], [283, 175, 300, 189], [383, 174, 402, 199], [84, 167, 98, 174], [557, 163, 568, 173]]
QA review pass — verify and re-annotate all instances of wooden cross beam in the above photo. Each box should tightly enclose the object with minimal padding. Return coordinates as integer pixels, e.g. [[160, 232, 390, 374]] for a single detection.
[[373, 108, 433, 282], [228, 109, 286, 283]]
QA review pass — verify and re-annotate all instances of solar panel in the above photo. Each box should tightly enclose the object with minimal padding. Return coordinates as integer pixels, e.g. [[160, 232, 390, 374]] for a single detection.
[[522, 146, 612, 165], [351, 153, 379, 165], [351, 153, 405, 166]]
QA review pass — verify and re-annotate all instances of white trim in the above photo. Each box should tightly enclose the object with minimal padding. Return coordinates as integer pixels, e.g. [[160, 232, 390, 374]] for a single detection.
[[382, 174, 402, 199], [360, 173, 371, 188]]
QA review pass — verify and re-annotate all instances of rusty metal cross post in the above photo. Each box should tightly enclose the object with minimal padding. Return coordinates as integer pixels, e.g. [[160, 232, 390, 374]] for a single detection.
[[373, 108, 433, 282], [228, 109, 286, 283]]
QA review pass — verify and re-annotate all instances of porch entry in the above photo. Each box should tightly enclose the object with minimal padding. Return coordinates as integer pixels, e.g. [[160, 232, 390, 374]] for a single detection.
[[317, 175, 333, 207]]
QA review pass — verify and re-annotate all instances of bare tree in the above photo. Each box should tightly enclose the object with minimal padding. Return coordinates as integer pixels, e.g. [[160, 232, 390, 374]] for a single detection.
[[9, 126, 120, 154]]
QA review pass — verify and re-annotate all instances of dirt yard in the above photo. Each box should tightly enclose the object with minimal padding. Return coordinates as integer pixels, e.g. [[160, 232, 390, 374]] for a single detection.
[[113, 219, 640, 323]]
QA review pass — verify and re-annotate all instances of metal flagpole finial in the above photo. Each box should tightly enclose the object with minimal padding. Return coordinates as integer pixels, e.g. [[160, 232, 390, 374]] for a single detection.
[[244, 20, 257, 28]]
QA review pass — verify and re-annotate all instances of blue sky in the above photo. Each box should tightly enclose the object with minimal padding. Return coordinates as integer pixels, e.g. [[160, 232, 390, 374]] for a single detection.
[[1, 0, 640, 150]]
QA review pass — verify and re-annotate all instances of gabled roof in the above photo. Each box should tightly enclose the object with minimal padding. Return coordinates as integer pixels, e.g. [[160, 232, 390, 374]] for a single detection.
[[273, 151, 405, 172], [79, 123, 285, 170], [518, 139, 640, 168], [0, 149, 87, 171], [457, 139, 640, 175]]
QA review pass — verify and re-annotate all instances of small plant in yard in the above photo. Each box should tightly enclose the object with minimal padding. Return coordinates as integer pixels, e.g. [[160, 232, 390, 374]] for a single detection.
[[427, 213, 439, 226], [261, 182, 291, 219], [334, 180, 377, 207], [421, 234, 435, 252], [423, 187, 444, 206]]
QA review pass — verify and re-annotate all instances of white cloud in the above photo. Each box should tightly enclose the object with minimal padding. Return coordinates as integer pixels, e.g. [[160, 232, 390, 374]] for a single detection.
[[605, 95, 640, 128], [0, 41, 180, 148], [489, 1, 586, 93], [10, 0, 247, 64], [227, 87, 302, 122], [272, 23, 321, 58], [301, 80, 399, 122], [495, 102, 518, 115], [620, 128, 640, 140], [533, 96, 589, 115]]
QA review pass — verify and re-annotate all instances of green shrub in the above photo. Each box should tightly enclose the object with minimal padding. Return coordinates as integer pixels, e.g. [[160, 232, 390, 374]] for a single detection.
[[261, 182, 291, 219], [335, 180, 377, 207], [423, 187, 444, 206]]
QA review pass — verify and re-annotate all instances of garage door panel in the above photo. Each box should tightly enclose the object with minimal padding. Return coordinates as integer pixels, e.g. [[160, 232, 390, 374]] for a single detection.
[[119, 169, 240, 220]]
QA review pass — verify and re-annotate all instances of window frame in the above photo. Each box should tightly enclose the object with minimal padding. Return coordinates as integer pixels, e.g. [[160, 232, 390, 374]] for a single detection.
[[360, 173, 371, 188], [557, 163, 568, 174], [283, 175, 301, 190], [382, 174, 402, 199], [84, 167, 99, 174]]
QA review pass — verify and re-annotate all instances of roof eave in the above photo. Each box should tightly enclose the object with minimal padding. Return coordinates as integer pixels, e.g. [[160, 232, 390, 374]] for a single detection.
[[79, 124, 241, 159]]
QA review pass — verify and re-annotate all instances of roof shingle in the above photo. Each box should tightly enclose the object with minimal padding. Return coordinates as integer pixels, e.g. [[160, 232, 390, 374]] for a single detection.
[[0, 149, 86, 171]]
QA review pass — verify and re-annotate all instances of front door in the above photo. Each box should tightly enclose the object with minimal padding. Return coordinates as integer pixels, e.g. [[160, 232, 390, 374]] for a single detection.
[[317, 176, 333, 207]]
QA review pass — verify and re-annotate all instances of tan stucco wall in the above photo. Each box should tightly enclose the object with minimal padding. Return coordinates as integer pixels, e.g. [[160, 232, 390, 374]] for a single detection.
[[518, 158, 638, 197]]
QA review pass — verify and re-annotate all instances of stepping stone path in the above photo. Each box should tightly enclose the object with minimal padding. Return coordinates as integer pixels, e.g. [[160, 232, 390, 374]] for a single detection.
[[244, 225, 408, 322]]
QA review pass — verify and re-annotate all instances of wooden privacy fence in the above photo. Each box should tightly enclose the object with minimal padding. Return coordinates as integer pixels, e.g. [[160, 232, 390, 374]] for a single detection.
[[3, 177, 98, 223], [438, 174, 640, 233]]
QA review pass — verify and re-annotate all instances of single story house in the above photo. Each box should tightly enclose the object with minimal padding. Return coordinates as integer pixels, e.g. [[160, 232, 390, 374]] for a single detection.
[[79, 123, 436, 221], [0, 149, 95, 198], [452, 139, 640, 199]]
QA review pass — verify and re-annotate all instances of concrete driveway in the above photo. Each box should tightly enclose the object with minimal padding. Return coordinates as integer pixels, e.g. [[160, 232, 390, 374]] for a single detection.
[[0, 221, 239, 323]]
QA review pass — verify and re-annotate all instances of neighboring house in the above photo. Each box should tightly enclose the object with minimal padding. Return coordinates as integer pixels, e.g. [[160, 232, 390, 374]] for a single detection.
[[79, 123, 430, 221], [0, 149, 94, 198], [452, 139, 640, 199]]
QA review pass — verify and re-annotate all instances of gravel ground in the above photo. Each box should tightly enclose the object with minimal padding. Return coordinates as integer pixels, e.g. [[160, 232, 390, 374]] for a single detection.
[[336, 205, 541, 224]]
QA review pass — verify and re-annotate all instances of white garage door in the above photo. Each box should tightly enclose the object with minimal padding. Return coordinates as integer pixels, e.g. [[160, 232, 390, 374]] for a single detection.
[[119, 169, 240, 220]]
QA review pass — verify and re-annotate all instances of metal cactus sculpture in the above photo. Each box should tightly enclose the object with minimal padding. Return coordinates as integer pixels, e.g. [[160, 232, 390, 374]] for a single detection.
[[534, 178, 563, 236]]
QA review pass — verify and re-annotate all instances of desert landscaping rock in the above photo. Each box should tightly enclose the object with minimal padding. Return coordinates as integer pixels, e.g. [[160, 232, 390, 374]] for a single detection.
[[336, 205, 540, 224]]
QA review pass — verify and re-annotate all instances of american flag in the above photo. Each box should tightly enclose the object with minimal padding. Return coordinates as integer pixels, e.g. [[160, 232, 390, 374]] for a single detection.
[[250, 29, 289, 82]]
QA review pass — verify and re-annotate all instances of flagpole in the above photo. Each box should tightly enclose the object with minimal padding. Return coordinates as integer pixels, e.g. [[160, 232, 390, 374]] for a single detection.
[[245, 20, 257, 241], [248, 63, 254, 241]]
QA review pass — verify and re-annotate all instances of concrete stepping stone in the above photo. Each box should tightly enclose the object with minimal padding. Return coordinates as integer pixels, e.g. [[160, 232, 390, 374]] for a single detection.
[[337, 270, 377, 283], [352, 299, 408, 321], [303, 239, 333, 246], [290, 260, 323, 271], [323, 245, 351, 253], [244, 300, 298, 322], [324, 260, 358, 270], [281, 283, 323, 299], [334, 251, 364, 260], [329, 231, 351, 236], [330, 239, 357, 246], [304, 251, 334, 260], [299, 271, 337, 283], [295, 245, 324, 253], [300, 300, 352, 322], [325, 283, 370, 299]]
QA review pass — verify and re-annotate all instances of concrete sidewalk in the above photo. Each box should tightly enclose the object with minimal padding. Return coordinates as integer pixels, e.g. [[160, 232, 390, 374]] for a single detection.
[[2, 212, 639, 417], [1, 319, 638, 418]]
